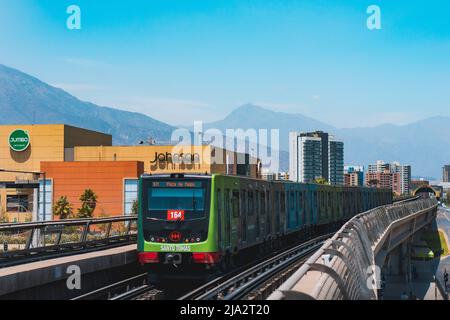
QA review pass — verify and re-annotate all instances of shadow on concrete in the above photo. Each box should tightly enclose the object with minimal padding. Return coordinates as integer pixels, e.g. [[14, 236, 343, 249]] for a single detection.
[[384, 222, 444, 300]]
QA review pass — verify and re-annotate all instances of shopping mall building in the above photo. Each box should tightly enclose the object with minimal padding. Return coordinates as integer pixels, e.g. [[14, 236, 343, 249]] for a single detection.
[[0, 124, 259, 222]]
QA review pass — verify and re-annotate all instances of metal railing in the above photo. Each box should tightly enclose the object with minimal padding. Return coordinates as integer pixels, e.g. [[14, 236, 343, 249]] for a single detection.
[[0, 216, 138, 267], [268, 199, 438, 300]]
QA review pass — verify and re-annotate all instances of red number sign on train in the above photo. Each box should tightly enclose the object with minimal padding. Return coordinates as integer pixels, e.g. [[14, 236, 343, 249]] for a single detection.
[[167, 210, 185, 221]]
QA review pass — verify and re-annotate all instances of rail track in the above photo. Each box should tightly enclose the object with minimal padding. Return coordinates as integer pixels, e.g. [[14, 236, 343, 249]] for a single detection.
[[72, 234, 329, 301], [72, 273, 165, 300], [179, 234, 329, 300]]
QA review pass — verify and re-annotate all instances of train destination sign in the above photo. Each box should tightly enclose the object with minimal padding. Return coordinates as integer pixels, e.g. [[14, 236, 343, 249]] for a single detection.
[[8, 129, 30, 152], [152, 181, 202, 188], [160, 245, 191, 252]]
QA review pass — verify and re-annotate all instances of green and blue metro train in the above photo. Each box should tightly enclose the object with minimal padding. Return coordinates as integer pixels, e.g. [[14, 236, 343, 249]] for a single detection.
[[137, 173, 392, 274]]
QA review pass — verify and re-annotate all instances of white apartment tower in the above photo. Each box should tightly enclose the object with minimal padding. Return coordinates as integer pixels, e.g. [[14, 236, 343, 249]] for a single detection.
[[289, 131, 344, 185]]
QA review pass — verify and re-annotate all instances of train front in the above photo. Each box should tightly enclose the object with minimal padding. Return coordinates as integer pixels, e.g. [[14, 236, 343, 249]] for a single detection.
[[137, 174, 220, 275]]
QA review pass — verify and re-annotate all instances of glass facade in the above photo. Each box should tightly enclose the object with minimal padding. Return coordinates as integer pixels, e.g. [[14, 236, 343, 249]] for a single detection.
[[124, 179, 138, 215], [38, 179, 53, 221], [329, 140, 344, 185]]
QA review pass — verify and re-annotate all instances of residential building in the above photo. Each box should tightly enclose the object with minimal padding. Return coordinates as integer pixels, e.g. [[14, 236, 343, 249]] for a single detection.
[[443, 165, 450, 183], [366, 160, 411, 195], [289, 131, 344, 185], [344, 166, 364, 187]]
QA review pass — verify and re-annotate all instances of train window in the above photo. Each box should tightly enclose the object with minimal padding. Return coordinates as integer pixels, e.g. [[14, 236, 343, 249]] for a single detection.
[[241, 190, 247, 217], [298, 191, 303, 210], [255, 190, 260, 216], [261, 191, 266, 215], [275, 191, 279, 212], [320, 192, 323, 208], [280, 192, 286, 214], [224, 189, 231, 242], [217, 189, 222, 247], [255, 189, 261, 237], [147, 186, 206, 220], [217, 189, 222, 214], [248, 191, 254, 216], [232, 190, 240, 218], [290, 191, 295, 210], [225, 189, 230, 216]]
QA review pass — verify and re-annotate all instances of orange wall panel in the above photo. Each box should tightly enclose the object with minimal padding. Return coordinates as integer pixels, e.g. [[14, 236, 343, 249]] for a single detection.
[[41, 161, 144, 218]]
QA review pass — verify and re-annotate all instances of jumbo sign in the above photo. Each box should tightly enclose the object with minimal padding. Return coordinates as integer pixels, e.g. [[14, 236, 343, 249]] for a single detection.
[[8, 129, 30, 152]]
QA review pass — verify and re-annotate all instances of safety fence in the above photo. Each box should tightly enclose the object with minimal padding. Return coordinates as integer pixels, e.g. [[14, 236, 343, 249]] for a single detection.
[[0, 216, 137, 266]]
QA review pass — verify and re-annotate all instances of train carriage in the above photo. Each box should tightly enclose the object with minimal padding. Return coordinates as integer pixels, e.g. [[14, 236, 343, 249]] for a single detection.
[[137, 173, 393, 278]]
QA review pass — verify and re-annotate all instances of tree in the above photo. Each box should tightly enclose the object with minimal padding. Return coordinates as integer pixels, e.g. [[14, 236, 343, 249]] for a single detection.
[[314, 177, 330, 185], [368, 179, 380, 187], [131, 200, 139, 216], [53, 196, 73, 220], [77, 189, 98, 218]]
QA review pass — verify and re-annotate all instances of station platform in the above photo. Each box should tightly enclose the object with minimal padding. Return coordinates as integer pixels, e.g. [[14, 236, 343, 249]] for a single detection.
[[0, 244, 139, 299]]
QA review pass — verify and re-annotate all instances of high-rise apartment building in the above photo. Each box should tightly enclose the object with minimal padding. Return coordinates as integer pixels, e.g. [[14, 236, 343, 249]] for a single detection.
[[443, 165, 450, 183], [289, 131, 344, 185]]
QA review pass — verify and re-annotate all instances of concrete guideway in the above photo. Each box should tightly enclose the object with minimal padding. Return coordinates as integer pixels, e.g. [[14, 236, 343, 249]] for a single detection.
[[268, 199, 439, 300], [0, 244, 138, 300], [436, 208, 450, 298]]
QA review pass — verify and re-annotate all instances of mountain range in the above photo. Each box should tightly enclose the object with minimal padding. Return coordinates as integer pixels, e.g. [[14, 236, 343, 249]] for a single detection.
[[0, 64, 175, 145], [0, 64, 448, 179]]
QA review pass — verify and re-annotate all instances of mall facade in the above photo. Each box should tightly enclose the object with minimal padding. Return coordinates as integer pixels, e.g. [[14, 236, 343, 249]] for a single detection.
[[0, 124, 259, 222]]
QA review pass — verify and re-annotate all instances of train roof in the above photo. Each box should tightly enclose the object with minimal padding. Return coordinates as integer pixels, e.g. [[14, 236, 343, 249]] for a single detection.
[[140, 173, 392, 193]]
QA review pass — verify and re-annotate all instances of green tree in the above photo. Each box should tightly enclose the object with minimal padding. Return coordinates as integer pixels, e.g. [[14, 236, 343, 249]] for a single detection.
[[53, 196, 73, 220], [131, 200, 139, 216], [314, 177, 330, 185], [77, 189, 98, 218]]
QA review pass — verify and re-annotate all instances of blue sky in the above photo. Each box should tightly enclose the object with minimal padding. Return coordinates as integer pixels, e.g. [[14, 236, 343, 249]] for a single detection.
[[0, 0, 449, 127]]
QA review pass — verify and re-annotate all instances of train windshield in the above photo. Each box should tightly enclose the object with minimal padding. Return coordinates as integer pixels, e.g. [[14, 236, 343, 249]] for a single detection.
[[149, 188, 205, 211], [147, 180, 208, 220]]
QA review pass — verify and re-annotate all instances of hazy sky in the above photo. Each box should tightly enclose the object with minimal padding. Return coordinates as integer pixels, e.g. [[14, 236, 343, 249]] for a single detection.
[[1, 0, 449, 127]]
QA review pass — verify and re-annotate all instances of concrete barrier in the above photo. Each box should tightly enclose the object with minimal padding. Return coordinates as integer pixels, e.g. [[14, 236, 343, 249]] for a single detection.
[[268, 199, 438, 300]]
